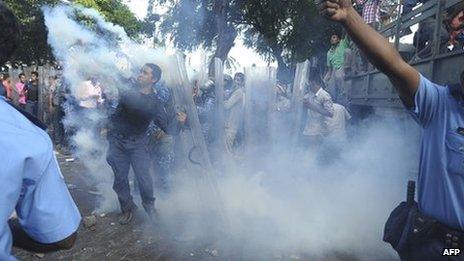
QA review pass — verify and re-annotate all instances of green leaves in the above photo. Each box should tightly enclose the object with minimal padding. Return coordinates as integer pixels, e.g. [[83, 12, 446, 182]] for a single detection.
[[75, 0, 142, 38], [3, 0, 141, 65]]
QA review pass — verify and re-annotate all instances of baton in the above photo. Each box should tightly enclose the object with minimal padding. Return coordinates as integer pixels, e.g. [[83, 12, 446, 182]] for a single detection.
[[407, 180, 415, 206]]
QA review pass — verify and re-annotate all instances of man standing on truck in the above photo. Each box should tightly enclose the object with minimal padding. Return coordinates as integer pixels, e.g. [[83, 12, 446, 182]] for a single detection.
[[318, 0, 464, 259]]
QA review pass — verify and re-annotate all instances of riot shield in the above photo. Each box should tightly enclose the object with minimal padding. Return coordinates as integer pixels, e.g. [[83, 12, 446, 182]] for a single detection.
[[171, 53, 227, 224], [266, 67, 278, 146], [213, 58, 225, 153], [243, 66, 277, 156], [289, 61, 310, 151]]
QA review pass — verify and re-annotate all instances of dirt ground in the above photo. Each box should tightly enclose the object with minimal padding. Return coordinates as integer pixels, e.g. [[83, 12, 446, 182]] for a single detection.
[[11, 152, 398, 261]]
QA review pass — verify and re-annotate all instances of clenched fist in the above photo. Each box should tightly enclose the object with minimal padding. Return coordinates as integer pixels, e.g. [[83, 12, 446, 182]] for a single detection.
[[316, 0, 353, 22]]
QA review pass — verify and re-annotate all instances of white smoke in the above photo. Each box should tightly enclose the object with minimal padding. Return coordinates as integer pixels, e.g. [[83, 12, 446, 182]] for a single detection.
[[158, 116, 420, 259], [44, 3, 421, 260], [43, 4, 187, 212]]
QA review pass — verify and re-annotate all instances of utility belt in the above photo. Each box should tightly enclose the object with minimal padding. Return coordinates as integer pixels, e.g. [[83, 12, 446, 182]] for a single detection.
[[409, 208, 464, 248], [383, 181, 464, 254], [110, 131, 146, 141]]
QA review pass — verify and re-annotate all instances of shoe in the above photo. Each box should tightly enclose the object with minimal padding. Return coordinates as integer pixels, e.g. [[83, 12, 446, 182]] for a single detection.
[[144, 206, 157, 222], [119, 209, 135, 225]]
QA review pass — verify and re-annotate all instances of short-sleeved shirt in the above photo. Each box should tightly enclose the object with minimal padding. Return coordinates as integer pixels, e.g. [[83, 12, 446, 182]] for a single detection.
[[15, 82, 26, 105], [328, 103, 351, 139], [303, 88, 334, 136], [25, 81, 39, 102], [0, 97, 81, 261], [406, 75, 464, 230], [327, 38, 349, 70], [76, 80, 102, 109]]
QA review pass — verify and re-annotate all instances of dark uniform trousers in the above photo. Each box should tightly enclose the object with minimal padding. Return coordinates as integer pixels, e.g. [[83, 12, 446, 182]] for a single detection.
[[106, 132, 155, 212], [149, 135, 174, 193]]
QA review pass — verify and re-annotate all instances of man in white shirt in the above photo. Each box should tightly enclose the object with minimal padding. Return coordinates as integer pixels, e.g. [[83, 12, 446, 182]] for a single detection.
[[302, 69, 335, 147], [224, 73, 245, 153], [328, 103, 351, 141], [76, 77, 103, 109]]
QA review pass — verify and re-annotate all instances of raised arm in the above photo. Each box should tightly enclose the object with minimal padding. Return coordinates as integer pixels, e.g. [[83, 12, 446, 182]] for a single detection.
[[318, 0, 420, 107]]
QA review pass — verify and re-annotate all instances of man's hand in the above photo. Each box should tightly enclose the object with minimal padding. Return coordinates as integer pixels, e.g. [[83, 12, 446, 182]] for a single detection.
[[317, 0, 353, 22], [177, 111, 187, 125], [303, 97, 311, 108], [155, 130, 166, 140]]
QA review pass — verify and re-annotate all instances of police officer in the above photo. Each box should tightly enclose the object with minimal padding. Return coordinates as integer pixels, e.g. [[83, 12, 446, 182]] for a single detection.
[[107, 63, 171, 225], [194, 79, 216, 145], [318, 0, 464, 259], [0, 2, 81, 260], [146, 81, 186, 194]]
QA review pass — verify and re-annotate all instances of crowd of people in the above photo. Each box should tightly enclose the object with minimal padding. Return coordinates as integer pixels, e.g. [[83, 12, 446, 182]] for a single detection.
[[0, 71, 40, 116], [0, 60, 353, 224]]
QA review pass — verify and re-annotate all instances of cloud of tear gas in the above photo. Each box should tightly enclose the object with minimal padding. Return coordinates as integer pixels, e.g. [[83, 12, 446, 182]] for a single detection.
[[44, 3, 421, 259], [43, 4, 192, 212], [155, 69, 421, 259]]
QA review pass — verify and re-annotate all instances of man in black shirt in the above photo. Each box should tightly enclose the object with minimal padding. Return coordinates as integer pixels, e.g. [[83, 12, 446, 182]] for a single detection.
[[25, 71, 39, 117], [106, 63, 168, 224]]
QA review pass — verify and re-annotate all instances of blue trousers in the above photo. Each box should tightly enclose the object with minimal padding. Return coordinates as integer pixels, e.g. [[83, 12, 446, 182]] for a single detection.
[[149, 135, 174, 193], [107, 132, 155, 212]]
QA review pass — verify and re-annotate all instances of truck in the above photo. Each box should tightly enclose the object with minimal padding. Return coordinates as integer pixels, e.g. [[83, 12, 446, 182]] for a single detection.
[[346, 0, 464, 118]]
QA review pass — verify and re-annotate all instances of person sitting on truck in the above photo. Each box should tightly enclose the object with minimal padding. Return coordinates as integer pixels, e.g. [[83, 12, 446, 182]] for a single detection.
[[318, 0, 464, 259], [448, 2, 464, 51], [324, 32, 348, 104], [412, 14, 449, 60]]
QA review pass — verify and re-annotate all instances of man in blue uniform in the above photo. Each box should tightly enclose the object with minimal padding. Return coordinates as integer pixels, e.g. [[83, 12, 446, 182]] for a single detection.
[[0, 2, 81, 260], [194, 79, 216, 145], [146, 81, 185, 194], [318, 0, 464, 259]]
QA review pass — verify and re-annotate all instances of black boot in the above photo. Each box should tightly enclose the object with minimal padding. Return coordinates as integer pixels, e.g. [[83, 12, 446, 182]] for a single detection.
[[119, 205, 137, 225]]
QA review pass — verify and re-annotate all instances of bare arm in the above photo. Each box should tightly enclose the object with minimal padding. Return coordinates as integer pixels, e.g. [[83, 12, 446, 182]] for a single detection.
[[318, 0, 420, 107]]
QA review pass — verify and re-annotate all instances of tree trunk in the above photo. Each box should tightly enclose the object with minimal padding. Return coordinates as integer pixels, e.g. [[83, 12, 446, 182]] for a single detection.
[[271, 45, 290, 83], [209, 0, 237, 76]]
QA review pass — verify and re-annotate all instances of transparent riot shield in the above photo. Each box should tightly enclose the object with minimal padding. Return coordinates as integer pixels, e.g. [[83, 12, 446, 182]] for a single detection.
[[289, 60, 310, 152], [266, 67, 278, 146], [243, 66, 277, 156], [213, 58, 225, 153], [171, 53, 227, 225]]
